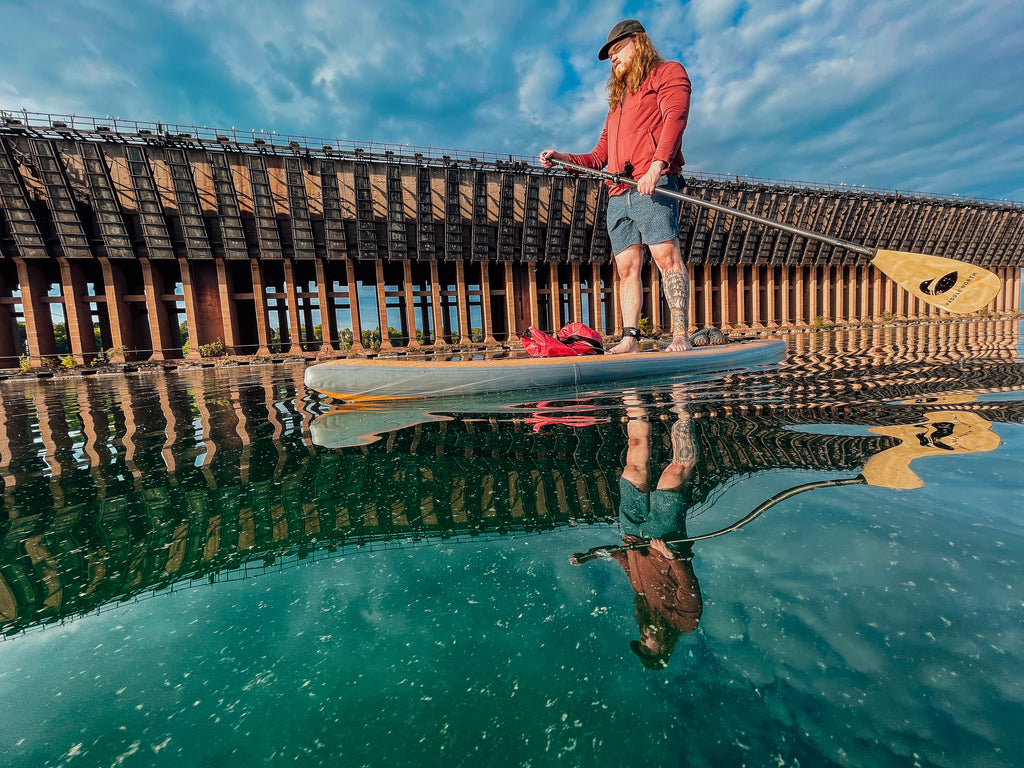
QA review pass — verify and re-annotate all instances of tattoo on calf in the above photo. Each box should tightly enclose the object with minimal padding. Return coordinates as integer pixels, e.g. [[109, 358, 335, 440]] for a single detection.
[[662, 269, 690, 336]]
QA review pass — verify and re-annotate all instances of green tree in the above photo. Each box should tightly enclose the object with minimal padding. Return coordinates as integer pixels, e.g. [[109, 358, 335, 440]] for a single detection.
[[53, 322, 69, 354]]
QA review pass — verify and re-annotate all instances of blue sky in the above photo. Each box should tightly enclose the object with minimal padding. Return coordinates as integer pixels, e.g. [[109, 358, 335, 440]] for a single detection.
[[1, 0, 1022, 202]]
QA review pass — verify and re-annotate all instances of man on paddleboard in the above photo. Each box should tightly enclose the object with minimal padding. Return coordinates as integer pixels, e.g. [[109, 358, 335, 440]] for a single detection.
[[540, 19, 693, 354]]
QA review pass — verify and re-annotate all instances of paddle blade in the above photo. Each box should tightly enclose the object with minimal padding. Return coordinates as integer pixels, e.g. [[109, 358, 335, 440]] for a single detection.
[[870, 249, 1001, 313]]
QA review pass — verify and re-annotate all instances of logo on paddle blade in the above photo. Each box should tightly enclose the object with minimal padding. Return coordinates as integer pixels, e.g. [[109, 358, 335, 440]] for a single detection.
[[919, 271, 959, 296]]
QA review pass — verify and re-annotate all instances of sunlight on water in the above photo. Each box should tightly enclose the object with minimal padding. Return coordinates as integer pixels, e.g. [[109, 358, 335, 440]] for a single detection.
[[1, 320, 1023, 768]]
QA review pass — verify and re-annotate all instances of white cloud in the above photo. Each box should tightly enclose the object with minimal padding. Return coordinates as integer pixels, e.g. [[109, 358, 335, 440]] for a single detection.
[[0, 0, 1020, 200]]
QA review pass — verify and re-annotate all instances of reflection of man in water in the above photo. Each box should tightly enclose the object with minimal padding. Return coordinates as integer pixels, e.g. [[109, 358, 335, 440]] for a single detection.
[[573, 394, 703, 669]]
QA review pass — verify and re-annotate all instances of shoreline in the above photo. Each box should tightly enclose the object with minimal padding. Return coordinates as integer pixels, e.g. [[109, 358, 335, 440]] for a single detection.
[[2, 312, 1020, 384]]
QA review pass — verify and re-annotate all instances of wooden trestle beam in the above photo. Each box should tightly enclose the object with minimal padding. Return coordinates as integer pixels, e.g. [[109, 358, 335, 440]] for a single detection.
[[0, 123, 1020, 365]]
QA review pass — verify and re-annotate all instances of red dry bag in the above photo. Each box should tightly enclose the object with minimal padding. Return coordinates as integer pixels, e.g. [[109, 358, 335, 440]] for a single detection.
[[557, 322, 605, 355], [521, 326, 577, 357], [521, 324, 604, 357]]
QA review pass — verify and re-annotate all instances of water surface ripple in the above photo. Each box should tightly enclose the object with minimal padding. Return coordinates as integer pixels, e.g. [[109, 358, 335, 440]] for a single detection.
[[1, 320, 1022, 768]]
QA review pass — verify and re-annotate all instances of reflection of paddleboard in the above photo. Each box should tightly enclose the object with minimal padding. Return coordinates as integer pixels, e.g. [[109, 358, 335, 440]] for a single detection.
[[304, 338, 786, 402]]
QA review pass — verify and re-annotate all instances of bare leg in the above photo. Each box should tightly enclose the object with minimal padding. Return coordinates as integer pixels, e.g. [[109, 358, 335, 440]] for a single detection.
[[650, 239, 692, 352], [608, 245, 643, 354]]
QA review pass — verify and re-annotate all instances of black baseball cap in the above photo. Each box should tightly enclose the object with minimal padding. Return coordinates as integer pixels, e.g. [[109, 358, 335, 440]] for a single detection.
[[599, 19, 645, 60]]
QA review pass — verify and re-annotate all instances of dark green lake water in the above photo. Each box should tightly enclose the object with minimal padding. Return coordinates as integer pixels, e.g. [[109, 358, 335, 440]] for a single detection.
[[2, 320, 1023, 768]]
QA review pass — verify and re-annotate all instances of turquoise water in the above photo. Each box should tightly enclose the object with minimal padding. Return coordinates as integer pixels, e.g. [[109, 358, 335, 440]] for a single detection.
[[1, 321, 1023, 768]]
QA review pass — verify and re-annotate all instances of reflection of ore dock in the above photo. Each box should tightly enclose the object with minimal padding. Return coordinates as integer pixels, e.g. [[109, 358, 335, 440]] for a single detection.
[[1, 321, 1023, 635], [1, 110, 1022, 369]]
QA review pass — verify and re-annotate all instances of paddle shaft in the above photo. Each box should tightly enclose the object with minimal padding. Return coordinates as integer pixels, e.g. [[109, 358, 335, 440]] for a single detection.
[[569, 476, 865, 563], [555, 159, 875, 257]]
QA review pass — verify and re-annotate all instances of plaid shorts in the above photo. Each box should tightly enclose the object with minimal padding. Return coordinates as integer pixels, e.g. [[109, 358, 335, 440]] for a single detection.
[[606, 174, 681, 255]]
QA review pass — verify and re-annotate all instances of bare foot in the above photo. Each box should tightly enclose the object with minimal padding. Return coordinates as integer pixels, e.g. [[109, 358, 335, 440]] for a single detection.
[[607, 337, 640, 354], [664, 334, 693, 352]]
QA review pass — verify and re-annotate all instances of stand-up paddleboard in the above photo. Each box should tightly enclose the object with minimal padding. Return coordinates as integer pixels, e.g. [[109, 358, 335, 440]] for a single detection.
[[304, 337, 786, 402]]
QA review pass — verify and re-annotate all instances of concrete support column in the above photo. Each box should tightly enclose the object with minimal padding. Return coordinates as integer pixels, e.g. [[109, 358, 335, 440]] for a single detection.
[[401, 261, 420, 350], [872, 267, 883, 320], [590, 263, 604, 335], [914, 290, 924, 320], [702, 266, 714, 328], [316, 259, 337, 356], [373, 260, 392, 352], [846, 266, 858, 323], [795, 267, 808, 328], [1001, 266, 1017, 313], [733, 266, 748, 332], [751, 265, 765, 330], [548, 263, 560, 330], [480, 264, 497, 346], [528, 264, 540, 329], [178, 257, 203, 361], [455, 261, 471, 344], [780, 266, 791, 328], [345, 259, 366, 352], [880, 274, 897, 317], [140, 258, 176, 361], [765, 266, 779, 330], [14, 258, 58, 364], [807, 265, 820, 323], [179, 258, 227, 360], [650, 263, 662, 333], [504, 263, 519, 345], [0, 268, 21, 365], [829, 266, 842, 323], [58, 257, 99, 365], [99, 258, 134, 359], [282, 259, 305, 354], [718, 265, 731, 332], [570, 263, 583, 325], [429, 262, 444, 347], [215, 259, 240, 353], [881, 275, 895, 319], [249, 259, 274, 357], [860, 267, 871, 321]]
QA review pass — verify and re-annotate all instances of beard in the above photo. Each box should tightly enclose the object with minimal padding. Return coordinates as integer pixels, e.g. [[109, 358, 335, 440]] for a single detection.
[[611, 59, 634, 89]]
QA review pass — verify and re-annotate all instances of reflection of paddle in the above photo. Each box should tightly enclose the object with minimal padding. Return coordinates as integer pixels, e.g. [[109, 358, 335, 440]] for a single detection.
[[862, 410, 1000, 490], [570, 410, 1000, 563], [553, 159, 1001, 314]]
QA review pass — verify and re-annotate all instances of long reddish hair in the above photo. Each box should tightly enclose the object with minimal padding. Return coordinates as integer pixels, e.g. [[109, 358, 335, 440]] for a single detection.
[[608, 33, 665, 111]]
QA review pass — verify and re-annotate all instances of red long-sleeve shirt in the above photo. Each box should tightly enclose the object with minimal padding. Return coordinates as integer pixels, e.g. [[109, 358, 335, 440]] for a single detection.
[[567, 61, 691, 196]]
